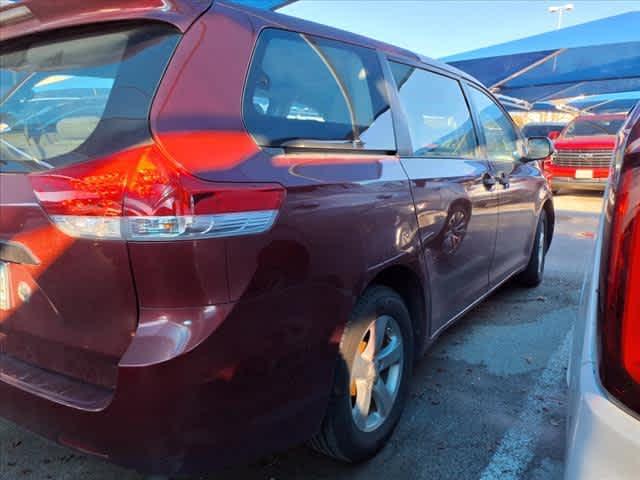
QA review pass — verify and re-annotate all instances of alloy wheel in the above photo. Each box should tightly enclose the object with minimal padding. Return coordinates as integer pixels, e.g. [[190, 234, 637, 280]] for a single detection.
[[350, 315, 404, 433]]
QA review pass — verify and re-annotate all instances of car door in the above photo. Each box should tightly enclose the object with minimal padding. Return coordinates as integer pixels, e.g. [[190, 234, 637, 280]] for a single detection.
[[385, 60, 499, 334], [466, 85, 541, 287]]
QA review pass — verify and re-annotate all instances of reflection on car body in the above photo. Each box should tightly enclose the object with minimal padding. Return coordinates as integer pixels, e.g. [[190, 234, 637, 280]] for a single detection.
[[0, 0, 555, 475]]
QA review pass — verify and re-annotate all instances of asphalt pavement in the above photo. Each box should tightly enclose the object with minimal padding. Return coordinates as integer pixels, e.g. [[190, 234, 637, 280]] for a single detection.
[[0, 191, 604, 480]]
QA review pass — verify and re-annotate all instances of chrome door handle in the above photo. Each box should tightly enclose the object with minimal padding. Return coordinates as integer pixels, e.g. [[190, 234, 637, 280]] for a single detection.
[[482, 173, 497, 190], [497, 172, 510, 188]]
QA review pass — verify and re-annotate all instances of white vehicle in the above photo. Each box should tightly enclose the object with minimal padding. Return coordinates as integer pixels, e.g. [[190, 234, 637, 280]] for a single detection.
[[566, 102, 640, 479]]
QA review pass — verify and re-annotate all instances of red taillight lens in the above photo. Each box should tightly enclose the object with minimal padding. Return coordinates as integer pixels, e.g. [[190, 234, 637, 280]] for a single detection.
[[29, 153, 133, 217], [30, 145, 285, 241], [601, 149, 640, 412]]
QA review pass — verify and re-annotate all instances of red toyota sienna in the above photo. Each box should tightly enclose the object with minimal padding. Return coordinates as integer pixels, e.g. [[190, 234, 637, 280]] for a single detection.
[[0, 0, 555, 475]]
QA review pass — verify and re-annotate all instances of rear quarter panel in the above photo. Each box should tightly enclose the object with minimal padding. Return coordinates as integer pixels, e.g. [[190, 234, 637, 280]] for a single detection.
[[145, 1, 426, 451]]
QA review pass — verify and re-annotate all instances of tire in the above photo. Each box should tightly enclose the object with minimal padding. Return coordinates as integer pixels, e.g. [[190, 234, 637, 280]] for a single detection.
[[517, 210, 548, 287], [310, 285, 414, 462]]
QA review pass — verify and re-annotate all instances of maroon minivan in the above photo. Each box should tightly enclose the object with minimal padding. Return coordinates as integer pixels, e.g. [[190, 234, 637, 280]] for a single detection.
[[0, 0, 554, 475]]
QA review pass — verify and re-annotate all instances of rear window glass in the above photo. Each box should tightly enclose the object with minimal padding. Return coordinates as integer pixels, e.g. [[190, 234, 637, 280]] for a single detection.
[[0, 24, 179, 173], [563, 118, 625, 137], [243, 28, 396, 151], [521, 124, 564, 138]]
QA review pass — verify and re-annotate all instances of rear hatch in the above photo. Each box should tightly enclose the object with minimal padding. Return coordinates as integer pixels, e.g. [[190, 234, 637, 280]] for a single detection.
[[0, 22, 181, 403]]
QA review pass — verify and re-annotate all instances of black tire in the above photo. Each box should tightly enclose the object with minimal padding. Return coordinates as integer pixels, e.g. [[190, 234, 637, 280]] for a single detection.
[[517, 210, 548, 287], [310, 285, 414, 462]]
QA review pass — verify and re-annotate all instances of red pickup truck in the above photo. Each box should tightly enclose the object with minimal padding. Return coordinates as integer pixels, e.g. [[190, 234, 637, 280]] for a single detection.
[[547, 113, 626, 192]]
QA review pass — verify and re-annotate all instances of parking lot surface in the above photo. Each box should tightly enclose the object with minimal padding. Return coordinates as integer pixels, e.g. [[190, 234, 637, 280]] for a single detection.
[[0, 192, 603, 480]]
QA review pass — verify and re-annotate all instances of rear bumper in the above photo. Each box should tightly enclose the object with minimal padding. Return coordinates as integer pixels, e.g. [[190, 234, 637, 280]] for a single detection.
[[566, 363, 640, 479], [551, 176, 607, 190], [546, 164, 609, 191], [0, 292, 345, 474], [566, 221, 640, 479]]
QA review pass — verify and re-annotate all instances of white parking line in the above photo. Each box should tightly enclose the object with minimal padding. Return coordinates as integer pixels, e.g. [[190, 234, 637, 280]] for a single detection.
[[478, 330, 572, 480]]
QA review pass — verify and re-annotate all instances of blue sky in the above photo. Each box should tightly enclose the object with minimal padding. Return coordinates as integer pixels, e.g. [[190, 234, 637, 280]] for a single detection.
[[280, 1, 640, 59]]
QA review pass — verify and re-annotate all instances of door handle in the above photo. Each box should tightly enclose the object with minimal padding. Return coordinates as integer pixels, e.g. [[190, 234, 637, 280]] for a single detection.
[[482, 173, 497, 190], [497, 172, 510, 189]]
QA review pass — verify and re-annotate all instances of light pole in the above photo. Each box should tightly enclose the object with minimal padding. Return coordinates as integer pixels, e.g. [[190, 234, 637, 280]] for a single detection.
[[549, 4, 574, 29]]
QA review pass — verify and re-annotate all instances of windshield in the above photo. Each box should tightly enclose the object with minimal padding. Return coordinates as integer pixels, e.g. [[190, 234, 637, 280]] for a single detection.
[[562, 118, 625, 137]]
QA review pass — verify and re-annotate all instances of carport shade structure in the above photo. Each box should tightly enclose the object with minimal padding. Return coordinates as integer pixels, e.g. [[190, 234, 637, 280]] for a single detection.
[[444, 12, 640, 104]]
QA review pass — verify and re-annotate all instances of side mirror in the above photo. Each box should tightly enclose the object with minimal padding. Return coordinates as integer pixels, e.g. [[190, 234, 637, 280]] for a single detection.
[[525, 136, 555, 162], [548, 131, 560, 141]]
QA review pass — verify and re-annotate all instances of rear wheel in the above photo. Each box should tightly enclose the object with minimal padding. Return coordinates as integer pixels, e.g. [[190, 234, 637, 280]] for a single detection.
[[517, 210, 548, 287], [310, 286, 413, 462]]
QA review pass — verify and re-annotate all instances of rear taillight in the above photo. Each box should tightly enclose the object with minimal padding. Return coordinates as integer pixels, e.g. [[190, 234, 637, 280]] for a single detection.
[[600, 113, 640, 413], [29, 145, 285, 241]]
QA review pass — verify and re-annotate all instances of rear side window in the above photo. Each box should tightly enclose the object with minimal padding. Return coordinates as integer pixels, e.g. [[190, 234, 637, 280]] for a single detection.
[[0, 24, 180, 173], [390, 62, 477, 158], [243, 28, 396, 151]]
